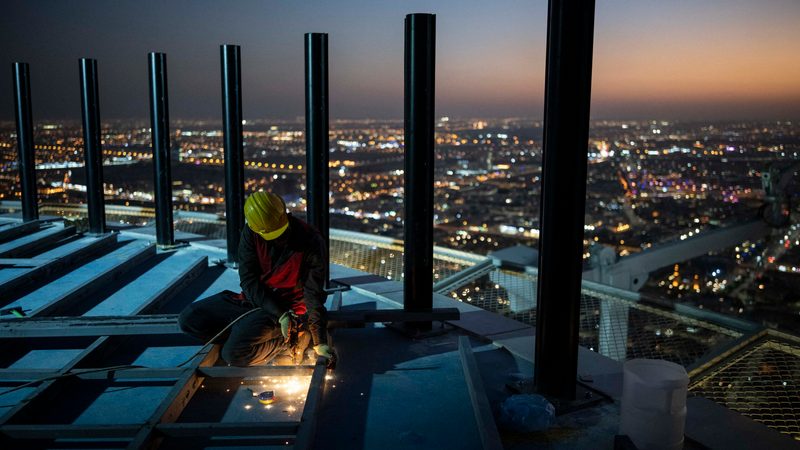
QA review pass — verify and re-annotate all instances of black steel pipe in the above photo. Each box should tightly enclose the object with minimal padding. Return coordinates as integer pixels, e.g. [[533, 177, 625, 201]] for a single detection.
[[534, 0, 596, 399], [79, 58, 106, 234], [12, 63, 38, 222], [403, 13, 436, 327], [220, 44, 245, 264], [147, 52, 174, 246], [304, 33, 330, 265]]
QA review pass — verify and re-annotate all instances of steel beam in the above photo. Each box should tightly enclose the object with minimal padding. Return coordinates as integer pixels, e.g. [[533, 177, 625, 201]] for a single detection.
[[0, 308, 460, 338], [403, 13, 436, 329], [0, 225, 76, 259], [156, 422, 298, 437], [29, 243, 156, 316], [0, 335, 113, 426], [304, 33, 330, 260], [293, 356, 329, 450], [0, 232, 117, 293], [458, 336, 503, 450], [127, 345, 220, 449], [1, 424, 140, 439], [433, 258, 495, 294], [0, 220, 40, 243], [0, 365, 315, 382], [534, 0, 596, 399], [220, 44, 244, 264], [78, 58, 106, 234], [0, 314, 180, 338], [147, 52, 174, 247], [131, 255, 207, 315], [11, 63, 38, 222]]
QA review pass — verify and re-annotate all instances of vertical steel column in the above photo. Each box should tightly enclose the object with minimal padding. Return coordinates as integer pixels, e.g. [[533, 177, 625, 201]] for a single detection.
[[12, 63, 38, 222], [79, 58, 106, 234], [147, 52, 174, 247], [534, 0, 596, 399], [221, 44, 244, 264], [304, 33, 330, 264], [403, 13, 436, 327]]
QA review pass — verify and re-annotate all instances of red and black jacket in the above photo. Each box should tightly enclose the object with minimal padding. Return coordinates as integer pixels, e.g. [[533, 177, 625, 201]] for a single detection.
[[235, 215, 328, 346]]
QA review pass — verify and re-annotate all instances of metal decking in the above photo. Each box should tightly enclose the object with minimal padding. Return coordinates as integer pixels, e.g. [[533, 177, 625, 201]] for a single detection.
[[0, 218, 330, 449], [0, 217, 492, 450]]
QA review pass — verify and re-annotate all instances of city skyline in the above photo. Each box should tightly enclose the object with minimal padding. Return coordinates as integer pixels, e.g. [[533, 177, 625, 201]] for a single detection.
[[1, 0, 799, 121], [2, 117, 799, 334]]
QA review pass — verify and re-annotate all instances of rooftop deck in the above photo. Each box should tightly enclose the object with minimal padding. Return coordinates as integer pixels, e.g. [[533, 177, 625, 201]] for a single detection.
[[0, 215, 797, 449]]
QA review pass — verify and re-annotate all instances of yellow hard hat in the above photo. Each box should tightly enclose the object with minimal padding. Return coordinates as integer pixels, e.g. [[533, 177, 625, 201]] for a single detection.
[[244, 192, 289, 240]]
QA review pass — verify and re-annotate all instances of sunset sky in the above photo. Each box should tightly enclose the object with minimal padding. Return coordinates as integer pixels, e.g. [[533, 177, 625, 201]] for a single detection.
[[1, 0, 798, 121]]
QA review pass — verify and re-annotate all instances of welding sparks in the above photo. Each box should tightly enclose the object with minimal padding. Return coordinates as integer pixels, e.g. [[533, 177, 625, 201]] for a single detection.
[[284, 378, 305, 395]]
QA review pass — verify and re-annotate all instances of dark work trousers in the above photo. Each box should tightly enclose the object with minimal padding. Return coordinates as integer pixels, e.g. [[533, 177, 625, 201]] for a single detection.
[[178, 290, 288, 366]]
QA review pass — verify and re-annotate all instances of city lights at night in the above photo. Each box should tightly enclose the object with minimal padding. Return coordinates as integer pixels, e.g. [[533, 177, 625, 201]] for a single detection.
[[0, 0, 799, 448]]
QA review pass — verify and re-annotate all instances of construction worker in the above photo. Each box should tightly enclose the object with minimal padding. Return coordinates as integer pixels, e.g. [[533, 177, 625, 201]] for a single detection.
[[178, 191, 333, 366]]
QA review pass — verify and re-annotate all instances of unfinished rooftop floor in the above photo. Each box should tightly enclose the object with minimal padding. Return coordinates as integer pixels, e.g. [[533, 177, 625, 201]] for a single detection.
[[0, 216, 798, 449]]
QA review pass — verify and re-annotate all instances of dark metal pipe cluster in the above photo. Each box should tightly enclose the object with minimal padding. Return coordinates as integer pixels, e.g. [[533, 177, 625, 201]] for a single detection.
[[402, 13, 436, 327], [304, 33, 330, 262], [221, 45, 245, 264], [12, 63, 38, 222], [79, 58, 106, 234], [534, 0, 597, 400], [147, 52, 175, 247]]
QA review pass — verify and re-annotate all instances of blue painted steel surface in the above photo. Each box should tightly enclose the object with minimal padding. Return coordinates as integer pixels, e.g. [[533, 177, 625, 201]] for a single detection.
[[0, 225, 66, 256], [85, 253, 206, 316], [5, 239, 148, 312]]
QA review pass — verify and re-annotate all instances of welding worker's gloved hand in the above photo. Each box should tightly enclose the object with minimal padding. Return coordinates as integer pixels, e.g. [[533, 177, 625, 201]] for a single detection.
[[278, 311, 295, 341], [313, 344, 334, 359]]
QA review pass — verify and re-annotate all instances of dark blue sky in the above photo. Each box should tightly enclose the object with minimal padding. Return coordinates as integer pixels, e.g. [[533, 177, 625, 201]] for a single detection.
[[1, 0, 798, 121]]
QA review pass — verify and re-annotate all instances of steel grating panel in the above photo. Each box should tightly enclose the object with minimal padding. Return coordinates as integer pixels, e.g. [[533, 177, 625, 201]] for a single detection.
[[689, 334, 800, 441]]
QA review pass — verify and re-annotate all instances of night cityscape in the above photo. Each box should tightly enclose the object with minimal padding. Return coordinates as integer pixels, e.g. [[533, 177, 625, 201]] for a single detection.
[[1, 0, 799, 448], [2, 118, 799, 333]]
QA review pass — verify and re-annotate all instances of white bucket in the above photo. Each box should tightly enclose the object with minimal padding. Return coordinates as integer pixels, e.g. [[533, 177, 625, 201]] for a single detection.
[[619, 359, 689, 450]]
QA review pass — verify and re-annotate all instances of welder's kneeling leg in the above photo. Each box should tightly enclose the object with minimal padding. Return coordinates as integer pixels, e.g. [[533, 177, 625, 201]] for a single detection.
[[222, 336, 286, 366], [220, 308, 285, 366], [178, 291, 245, 342]]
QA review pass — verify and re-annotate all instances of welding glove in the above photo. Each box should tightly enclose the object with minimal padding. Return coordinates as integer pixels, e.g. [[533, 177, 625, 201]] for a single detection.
[[278, 311, 295, 341], [313, 344, 334, 359]]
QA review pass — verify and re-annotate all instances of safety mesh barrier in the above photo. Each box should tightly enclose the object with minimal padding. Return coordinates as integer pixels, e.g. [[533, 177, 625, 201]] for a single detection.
[[328, 233, 476, 283], [442, 268, 742, 367], [174, 219, 226, 239], [577, 291, 741, 367], [38, 203, 230, 240], [689, 336, 800, 441], [327, 236, 744, 369]]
